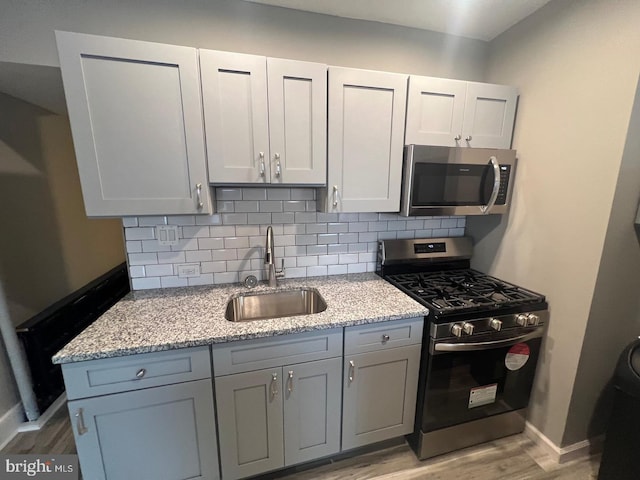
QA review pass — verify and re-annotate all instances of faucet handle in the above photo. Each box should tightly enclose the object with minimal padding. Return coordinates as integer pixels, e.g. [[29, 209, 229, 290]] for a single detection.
[[276, 259, 286, 278]]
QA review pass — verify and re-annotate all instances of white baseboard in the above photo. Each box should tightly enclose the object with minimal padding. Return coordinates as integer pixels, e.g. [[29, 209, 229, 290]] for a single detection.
[[524, 421, 603, 464], [17, 393, 67, 433], [0, 403, 24, 451]]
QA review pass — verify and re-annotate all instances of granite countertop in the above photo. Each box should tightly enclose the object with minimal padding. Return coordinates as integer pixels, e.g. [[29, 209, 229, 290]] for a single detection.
[[52, 273, 429, 364]]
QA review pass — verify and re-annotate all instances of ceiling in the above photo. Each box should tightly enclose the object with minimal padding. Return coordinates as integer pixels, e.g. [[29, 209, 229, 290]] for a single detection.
[[241, 0, 552, 41]]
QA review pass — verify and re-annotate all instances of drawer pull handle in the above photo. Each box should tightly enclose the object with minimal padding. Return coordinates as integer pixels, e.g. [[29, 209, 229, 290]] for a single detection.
[[382, 334, 390, 343], [287, 370, 294, 394], [75, 408, 88, 436], [275, 153, 281, 178], [270, 373, 278, 400], [135, 368, 146, 379], [348, 360, 355, 385], [196, 183, 203, 210]]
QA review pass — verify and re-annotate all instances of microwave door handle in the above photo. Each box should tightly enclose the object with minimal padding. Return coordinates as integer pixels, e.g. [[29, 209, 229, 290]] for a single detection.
[[480, 156, 501, 214], [432, 328, 544, 354]]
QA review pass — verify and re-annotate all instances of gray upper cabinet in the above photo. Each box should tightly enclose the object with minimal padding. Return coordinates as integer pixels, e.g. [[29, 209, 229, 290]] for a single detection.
[[342, 318, 423, 450], [200, 51, 327, 185], [324, 67, 408, 212], [55, 31, 212, 217], [405, 75, 518, 149]]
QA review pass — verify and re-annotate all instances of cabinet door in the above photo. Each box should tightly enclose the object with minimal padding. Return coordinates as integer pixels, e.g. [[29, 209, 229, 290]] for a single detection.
[[55, 31, 211, 217], [68, 379, 219, 480], [267, 58, 327, 185], [200, 50, 270, 183], [283, 358, 341, 466], [405, 76, 467, 147], [342, 345, 421, 450], [215, 368, 284, 480], [462, 82, 518, 149], [327, 67, 407, 212]]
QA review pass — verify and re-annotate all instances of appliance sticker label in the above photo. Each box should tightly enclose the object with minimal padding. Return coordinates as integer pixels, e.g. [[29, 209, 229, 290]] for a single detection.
[[505, 343, 531, 371], [468, 383, 498, 409]]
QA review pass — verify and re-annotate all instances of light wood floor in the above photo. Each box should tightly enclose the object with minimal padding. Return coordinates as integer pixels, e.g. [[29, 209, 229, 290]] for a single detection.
[[2, 407, 599, 479]]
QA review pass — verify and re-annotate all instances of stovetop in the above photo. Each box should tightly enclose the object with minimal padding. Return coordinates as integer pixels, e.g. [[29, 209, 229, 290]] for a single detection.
[[377, 237, 548, 323], [385, 269, 546, 320]]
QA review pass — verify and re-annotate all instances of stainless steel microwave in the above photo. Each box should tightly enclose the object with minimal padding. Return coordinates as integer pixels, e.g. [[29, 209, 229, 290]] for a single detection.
[[400, 145, 517, 216]]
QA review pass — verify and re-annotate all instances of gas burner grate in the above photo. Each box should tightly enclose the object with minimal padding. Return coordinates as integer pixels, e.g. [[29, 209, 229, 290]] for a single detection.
[[386, 269, 545, 316]]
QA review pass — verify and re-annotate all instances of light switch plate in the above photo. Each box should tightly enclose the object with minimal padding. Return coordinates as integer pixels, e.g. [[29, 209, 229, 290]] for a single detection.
[[156, 225, 179, 246], [177, 264, 200, 278]]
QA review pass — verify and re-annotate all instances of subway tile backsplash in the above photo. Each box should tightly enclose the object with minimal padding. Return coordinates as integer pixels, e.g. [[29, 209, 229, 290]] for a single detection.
[[123, 188, 466, 290]]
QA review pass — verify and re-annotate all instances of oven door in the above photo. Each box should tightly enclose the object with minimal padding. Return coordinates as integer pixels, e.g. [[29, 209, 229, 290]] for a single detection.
[[420, 328, 543, 433]]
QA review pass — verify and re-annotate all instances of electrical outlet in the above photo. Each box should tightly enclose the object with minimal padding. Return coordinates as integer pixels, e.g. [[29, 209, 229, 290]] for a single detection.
[[156, 225, 179, 246], [177, 264, 200, 278]]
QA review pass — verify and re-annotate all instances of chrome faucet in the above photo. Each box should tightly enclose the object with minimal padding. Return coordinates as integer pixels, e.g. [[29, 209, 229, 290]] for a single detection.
[[264, 226, 285, 287]]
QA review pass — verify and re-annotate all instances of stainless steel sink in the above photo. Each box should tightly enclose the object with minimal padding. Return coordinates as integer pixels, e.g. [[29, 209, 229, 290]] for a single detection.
[[225, 288, 327, 322]]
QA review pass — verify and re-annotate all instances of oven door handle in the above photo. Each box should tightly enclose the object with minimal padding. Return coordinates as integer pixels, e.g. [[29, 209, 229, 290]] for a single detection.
[[479, 156, 501, 214], [433, 329, 544, 353]]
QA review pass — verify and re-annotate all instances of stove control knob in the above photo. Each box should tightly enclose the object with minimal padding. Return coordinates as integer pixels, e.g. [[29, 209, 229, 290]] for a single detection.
[[462, 322, 475, 335], [489, 318, 503, 331], [451, 324, 463, 338], [516, 314, 528, 327], [527, 314, 540, 326]]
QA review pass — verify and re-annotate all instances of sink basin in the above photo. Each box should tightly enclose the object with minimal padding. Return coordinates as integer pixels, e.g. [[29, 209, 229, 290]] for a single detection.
[[225, 288, 327, 322]]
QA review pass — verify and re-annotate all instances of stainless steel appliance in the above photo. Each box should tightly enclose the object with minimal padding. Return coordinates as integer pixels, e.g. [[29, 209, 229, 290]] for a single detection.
[[377, 237, 548, 460], [400, 145, 517, 216]]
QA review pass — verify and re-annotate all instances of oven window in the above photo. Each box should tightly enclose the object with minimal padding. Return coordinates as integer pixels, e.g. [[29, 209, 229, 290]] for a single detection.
[[412, 163, 493, 206], [421, 338, 541, 433]]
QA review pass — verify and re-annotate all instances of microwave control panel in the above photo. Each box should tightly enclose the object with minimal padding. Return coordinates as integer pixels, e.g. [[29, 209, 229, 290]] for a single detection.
[[496, 165, 512, 205]]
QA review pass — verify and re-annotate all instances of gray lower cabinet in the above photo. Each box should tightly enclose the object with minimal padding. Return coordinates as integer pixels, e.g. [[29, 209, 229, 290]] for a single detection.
[[283, 357, 342, 465], [342, 318, 423, 450], [212, 330, 344, 480], [62, 346, 219, 480], [215, 358, 342, 480], [68, 379, 219, 480], [215, 367, 284, 480]]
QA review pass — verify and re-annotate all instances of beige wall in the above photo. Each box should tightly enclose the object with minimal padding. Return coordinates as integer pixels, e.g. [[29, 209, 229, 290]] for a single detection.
[[0, 92, 125, 421], [0, 0, 487, 81], [0, 93, 125, 324], [469, 0, 640, 446], [563, 75, 640, 446]]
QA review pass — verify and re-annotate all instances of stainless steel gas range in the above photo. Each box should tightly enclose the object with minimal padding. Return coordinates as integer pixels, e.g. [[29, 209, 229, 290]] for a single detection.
[[377, 237, 548, 460]]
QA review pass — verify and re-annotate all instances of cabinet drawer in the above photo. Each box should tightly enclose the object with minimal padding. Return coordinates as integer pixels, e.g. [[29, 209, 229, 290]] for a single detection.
[[344, 317, 424, 355], [212, 329, 343, 376], [62, 346, 212, 400]]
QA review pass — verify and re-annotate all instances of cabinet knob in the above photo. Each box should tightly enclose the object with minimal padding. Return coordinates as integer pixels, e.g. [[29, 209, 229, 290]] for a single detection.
[[135, 368, 146, 379], [454, 134, 462, 141], [466, 135, 473, 142], [381, 334, 390, 343]]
